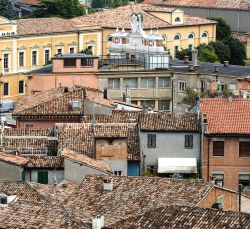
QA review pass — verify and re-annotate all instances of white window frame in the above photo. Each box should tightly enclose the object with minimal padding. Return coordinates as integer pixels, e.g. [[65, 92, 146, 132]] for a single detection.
[[44, 48, 51, 65], [69, 46, 76, 54], [31, 49, 38, 66], [3, 82, 10, 97], [108, 78, 120, 90], [18, 80, 25, 95], [141, 77, 155, 89], [18, 51, 25, 68], [178, 80, 186, 92], [158, 77, 170, 88]]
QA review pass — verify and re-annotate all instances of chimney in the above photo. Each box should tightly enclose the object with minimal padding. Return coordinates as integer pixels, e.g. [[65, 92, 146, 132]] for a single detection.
[[92, 214, 104, 229], [192, 49, 198, 66], [103, 87, 108, 99], [223, 61, 229, 67], [188, 64, 194, 71], [184, 55, 189, 64], [214, 65, 219, 72], [103, 177, 113, 191]]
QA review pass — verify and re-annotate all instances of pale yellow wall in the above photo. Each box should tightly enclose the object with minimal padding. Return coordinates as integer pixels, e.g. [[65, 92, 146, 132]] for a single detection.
[[150, 12, 172, 24], [79, 32, 101, 55], [0, 73, 28, 101], [171, 11, 184, 25]]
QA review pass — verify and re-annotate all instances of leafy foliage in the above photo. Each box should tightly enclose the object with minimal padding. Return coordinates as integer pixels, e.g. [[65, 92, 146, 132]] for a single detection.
[[184, 87, 198, 105], [209, 18, 231, 41], [0, 0, 17, 19], [209, 41, 231, 63], [176, 49, 192, 61], [197, 44, 219, 63], [27, 0, 85, 19], [227, 37, 246, 65], [80, 48, 93, 55]]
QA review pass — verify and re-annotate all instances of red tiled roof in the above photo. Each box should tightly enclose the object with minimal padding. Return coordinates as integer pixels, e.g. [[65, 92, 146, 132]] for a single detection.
[[16, 0, 41, 5], [146, 0, 250, 10], [200, 98, 250, 135], [25, 156, 64, 168], [71, 3, 215, 29], [105, 205, 250, 228], [0, 152, 29, 166]]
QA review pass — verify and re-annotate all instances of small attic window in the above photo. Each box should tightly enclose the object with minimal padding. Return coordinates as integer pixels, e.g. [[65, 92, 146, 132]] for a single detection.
[[174, 34, 180, 40], [0, 197, 7, 205], [175, 17, 180, 22], [202, 32, 208, 38]]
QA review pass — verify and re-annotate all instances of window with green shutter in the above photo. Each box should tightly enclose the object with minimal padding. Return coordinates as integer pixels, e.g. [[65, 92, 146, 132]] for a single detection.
[[22, 170, 25, 181], [37, 171, 48, 184]]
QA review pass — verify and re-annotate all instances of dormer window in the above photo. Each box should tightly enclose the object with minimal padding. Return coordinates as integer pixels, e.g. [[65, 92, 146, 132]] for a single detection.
[[202, 32, 208, 38], [188, 33, 194, 39], [175, 17, 180, 22], [174, 34, 180, 40]]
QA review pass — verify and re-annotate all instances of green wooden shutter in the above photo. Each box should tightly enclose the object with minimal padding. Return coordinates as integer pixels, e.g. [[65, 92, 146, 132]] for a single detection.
[[37, 171, 48, 184], [22, 170, 25, 181]]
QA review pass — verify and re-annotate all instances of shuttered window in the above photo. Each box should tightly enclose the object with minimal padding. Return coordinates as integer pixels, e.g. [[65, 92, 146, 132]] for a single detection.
[[148, 134, 156, 148], [213, 141, 224, 156], [239, 142, 250, 157], [185, 135, 193, 148], [37, 171, 48, 184]]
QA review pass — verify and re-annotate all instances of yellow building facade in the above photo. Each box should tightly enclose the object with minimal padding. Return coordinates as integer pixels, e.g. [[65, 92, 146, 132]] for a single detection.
[[0, 3, 216, 101]]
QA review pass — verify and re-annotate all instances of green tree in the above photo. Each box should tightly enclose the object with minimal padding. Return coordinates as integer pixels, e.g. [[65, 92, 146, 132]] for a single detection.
[[27, 0, 85, 19], [209, 18, 231, 41], [176, 49, 192, 61], [197, 44, 219, 63], [0, 0, 17, 19], [228, 38, 246, 65], [209, 41, 231, 63], [91, 0, 129, 8], [80, 48, 93, 55], [184, 87, 198, 105], [109, 0, 129, 7]]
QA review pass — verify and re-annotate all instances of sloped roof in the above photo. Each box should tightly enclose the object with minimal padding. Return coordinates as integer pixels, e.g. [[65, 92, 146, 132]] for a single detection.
[[16, 0, 41, 5], [140, 113, 199, 132], [200, 98, 250, 135], [0, 152, 29, 166], [0, 200, 88, 229], [56, 123, 140, 160], [105, 205, 250, 228], [25, 156, 64, 168], [0, 180, 47, 202], [16, 17, 76, 36], [65, 175, 214, 225], [62, 148, 112, 174], [146, 0, 250, 10], [13, 86, 114, 117], [71, 3, 216, 29]]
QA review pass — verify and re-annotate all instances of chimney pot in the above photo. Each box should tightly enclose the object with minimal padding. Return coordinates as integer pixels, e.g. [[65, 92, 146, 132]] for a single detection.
[[103, 177, 113, 191], [223, 61, 229, 67], [92, 214, 104, 229], [214, 65, 219, 72], [184, 55, 189, 64], [188, 64, 194, 71]]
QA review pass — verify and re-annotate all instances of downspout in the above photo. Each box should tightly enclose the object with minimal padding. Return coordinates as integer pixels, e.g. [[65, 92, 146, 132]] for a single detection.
[[207, 138, 210, 182], [77, 30, 80, 53], [171, 72, 174, 114]]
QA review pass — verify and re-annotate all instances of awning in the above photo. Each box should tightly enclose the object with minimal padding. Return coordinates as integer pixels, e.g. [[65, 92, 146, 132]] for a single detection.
[[157, 158, 197, 174]]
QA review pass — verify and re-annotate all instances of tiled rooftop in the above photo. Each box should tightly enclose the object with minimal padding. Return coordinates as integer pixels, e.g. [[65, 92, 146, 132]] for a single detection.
[[0, 200, 88, 229], [200, 98, 250, 135], [0, 180, 48, 202], [65, 175, 214, 225], [16, 0, 41, 5], [140, 113, 199, 132], [13, 86, 114, 117], [29, 180, 78, 204], [25, 156, 64, 168], [56, 123, 140, 160], [16, 17, 76, 36], [71, 3, 216, 29], [105, 205, 250, 228], [62, 148, 112, 174], [0, 151, 29, 166], [146, 0, 250, 10]]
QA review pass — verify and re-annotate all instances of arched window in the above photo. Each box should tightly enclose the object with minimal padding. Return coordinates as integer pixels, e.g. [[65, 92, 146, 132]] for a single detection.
[[175, 17, 180, 22], [202, 32, 208, 38], [188, 33, 194, 39], [174, 34, 180, 40], [107, 36, 112, 42], [162, 35, 167, 42]]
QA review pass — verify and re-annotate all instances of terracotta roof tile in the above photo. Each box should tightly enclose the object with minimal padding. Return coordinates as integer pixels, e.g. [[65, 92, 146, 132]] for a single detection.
[[71, 3, 215, 29], [200, 98, 250, 135], [105, 205, 250, 228], [0, 200, 88, 229], [0, 180, 48, 202], [147, 0, 250, 10], [16, 17, 76, 36], [65, 175, 214, 225], [140, 113, 199, 132], [16, 0, 41, 5], [25, 156, 64, 168], [63, 148, 112, 174], [56, 123, 140, 160], [29, 180, 78, 204], [0, 151, 29, 166]]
